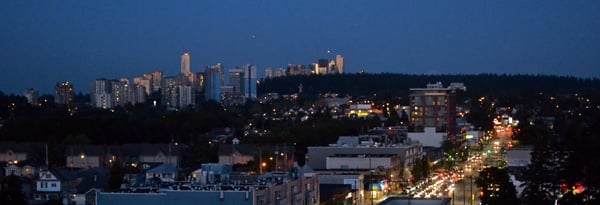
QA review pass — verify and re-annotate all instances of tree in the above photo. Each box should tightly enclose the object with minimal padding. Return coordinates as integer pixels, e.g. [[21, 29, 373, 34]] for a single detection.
[[108, 163, 124, 190], [0, 175, 27, 205], [513, 120, 552, 145], [520, 143, 570, 204], [475, 167, 518, 205]]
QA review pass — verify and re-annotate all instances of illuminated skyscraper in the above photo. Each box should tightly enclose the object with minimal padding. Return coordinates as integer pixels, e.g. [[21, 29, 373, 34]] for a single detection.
[[335, 54, 344, 74], [265, 67, 273, 78], [54, 81, 74, 105], [204, 63, 224, 102], [92, 78, 113, 109], [328, 60, 336, 73], [177, 85, 195, 108], [315, 59, 328, 75], [243, 64, 257, 99], [150, 71, 163, 92], [228, 68, 244, 93], [181, 52, 191, 75]]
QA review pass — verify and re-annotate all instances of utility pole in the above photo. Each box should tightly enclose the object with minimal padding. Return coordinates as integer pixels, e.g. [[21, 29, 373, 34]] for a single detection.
[[463, 174, 466, 205], [470, 175, 473, 205], [259, 149, 262, 174], [370, 153, 374, 205], [452, 189, 455, 205]]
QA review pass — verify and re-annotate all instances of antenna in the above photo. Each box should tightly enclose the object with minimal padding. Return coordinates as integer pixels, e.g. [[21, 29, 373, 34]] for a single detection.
[[45, 143, 49, 166]]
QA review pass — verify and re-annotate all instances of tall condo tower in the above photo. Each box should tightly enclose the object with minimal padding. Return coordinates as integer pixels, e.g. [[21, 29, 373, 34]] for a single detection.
[[181, 52, 191, 75], [204, 63, 224, 102], [55, 81, 74, 105], [243, 64, 257, 99], [335, 55, 344, 74]]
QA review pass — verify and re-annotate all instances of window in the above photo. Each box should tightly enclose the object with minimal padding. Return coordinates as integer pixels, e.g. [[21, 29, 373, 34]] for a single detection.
[[51, 183, 57, 187], [425, 97, 433, 104]]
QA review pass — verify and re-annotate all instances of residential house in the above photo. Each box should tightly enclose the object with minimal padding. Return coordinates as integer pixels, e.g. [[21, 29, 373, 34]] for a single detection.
[[121, 144, 181, 167], [217, 144, 256, 165], [0, 141, 46, 164], [34, 169, 63, 201], [146, 164, 177, 183], [65, 145, 108, 169], [4, 161, 36, 178], [61, 168, 109, 205]]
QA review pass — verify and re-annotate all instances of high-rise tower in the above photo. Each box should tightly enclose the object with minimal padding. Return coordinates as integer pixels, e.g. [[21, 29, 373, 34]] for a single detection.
[[335, 55, 344, 74], [204, 63, 224, 102], [228, 68, 244, 93], [55, 81, 74, 105], [181, 52, 191, 75], [243, 64, 257, 99]]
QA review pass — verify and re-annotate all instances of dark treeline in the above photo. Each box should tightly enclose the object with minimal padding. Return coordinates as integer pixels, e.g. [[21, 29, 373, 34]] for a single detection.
[[0, 101, 241, 145], [259, 73, 600, 104]]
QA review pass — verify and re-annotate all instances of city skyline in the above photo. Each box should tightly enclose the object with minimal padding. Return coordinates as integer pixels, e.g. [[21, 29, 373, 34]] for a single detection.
[[2, 0, 600, 94]]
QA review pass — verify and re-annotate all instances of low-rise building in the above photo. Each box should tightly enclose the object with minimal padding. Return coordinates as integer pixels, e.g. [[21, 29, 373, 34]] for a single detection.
[[506, 146, 533, 167], [308, 136, 421, 172], [407, 127, 446, 148], [97, 165, 320, 205], [318, 171, 365, 205]]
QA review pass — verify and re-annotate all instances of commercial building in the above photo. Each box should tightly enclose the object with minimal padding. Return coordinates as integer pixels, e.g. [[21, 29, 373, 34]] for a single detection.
[[318, 172, 365, 205], [97, 166, 320, 205], [307, 135, 422, 181], [409, 82, 462, 138]]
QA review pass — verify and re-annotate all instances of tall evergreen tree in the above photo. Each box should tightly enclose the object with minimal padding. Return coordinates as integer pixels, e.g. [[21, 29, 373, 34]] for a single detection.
[[520, 143, 569, 204], [476, 167, 518, 205]]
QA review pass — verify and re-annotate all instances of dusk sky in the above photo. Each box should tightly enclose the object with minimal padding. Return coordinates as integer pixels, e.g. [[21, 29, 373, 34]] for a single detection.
[[1, 0, 599, 94]]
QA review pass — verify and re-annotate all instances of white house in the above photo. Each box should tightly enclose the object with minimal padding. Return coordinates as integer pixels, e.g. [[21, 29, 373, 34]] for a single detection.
[[34, 170, 62, 200]]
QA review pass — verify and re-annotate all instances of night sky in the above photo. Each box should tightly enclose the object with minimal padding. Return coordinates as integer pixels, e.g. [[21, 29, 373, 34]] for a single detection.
[[1, 0, 599, 94]]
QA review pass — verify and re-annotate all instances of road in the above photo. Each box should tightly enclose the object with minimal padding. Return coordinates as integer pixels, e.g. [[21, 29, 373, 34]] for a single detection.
[[393, 125, 514, 205], [451, 125, 512, 205], [452, 172, 480, 205]]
